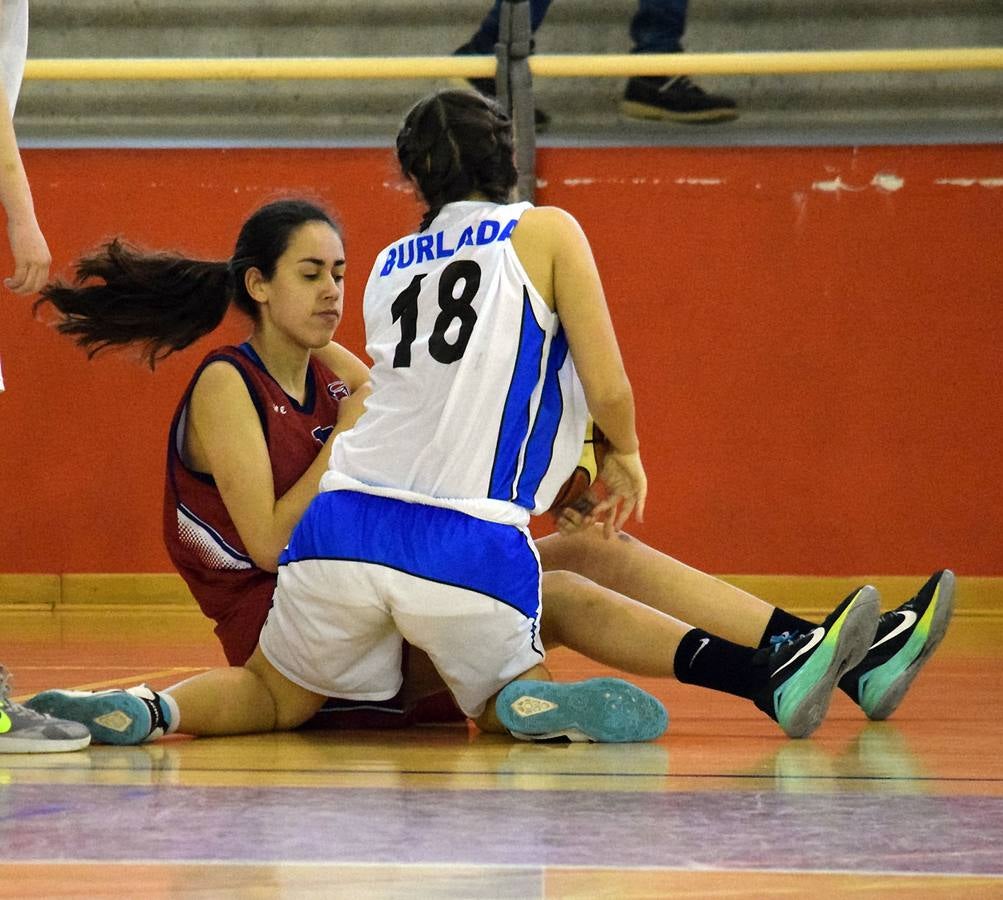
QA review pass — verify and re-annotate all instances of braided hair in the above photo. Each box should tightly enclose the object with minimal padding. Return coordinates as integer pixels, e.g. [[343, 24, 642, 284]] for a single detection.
[[396, 89, 518, 231], [36, 199, 340, 367]]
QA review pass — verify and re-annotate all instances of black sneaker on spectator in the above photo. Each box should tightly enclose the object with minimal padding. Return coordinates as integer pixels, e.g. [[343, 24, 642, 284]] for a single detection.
[[621, 75, 738, 124], [453, 42, 551, 130]]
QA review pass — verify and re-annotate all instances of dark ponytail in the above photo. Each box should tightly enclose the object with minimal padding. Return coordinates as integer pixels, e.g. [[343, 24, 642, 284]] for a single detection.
[[37, 242, 230, 367], [396, 89, 517, 232], [35, 198, 340, 368]]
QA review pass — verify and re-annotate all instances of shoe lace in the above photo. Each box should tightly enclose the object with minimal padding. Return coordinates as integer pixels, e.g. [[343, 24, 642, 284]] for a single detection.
[[660, 75, 703, 95], [768, 630, 803, 652], [0, 664, 60, 722], [0, 665, 11, 704]]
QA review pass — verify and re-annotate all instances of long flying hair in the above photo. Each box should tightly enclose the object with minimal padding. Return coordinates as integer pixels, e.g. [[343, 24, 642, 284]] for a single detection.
[[36, 199, 340, 367]]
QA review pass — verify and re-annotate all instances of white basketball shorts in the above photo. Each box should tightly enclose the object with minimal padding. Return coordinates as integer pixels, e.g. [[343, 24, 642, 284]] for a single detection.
[[259, 490, 545, 717]]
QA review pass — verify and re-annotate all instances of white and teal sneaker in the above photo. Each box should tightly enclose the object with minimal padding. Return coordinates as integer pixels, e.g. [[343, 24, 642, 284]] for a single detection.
[[26, 685, 172, 746], [495, 676, 668, 743], [839, 570, 955, 720], [0, 665, 91, 753], [754, 586, 880, 738]]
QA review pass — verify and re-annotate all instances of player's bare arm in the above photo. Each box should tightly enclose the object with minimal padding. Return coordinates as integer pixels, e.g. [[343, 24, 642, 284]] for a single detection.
[[186, 361, 352, 572], [311, 340, 370, 393]]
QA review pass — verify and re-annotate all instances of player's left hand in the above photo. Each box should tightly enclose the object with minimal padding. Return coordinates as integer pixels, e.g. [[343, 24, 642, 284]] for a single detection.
[[555, 489, 602, 535], [590, 449, 647, 538], [5, 218, 51, 294]]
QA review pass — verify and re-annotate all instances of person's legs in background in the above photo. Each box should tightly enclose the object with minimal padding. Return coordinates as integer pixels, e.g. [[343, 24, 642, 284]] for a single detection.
[[460, 0, 553, 54], [454, 0, 553, 128], [457, 0, 737, 126], [622, 0, 739, 123]]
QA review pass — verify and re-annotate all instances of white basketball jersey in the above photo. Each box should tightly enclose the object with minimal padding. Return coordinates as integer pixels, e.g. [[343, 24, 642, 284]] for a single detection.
[[324, 200, 588, 525]]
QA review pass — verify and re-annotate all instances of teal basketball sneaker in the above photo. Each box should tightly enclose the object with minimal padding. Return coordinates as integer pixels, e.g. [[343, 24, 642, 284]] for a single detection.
[[839, 570, 955, 720], [753, 586, 880, 738], [496, 676, 668, 743], [26, 685, 172, 745]]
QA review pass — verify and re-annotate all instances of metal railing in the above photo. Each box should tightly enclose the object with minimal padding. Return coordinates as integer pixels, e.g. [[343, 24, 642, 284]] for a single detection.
[[23, 48, 1003, 81], [23, 0, 1002, 203]]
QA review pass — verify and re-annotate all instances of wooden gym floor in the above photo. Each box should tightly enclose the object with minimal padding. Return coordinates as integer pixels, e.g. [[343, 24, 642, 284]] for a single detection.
[[2, 600, 1002, 899]]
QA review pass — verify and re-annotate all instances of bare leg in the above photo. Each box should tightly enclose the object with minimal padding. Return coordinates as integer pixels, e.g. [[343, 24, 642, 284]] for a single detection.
[[536, 526, 774, 647], [165, 646, 327, 736], [473, 662, 551, 734], [540, 570, 693, 674]]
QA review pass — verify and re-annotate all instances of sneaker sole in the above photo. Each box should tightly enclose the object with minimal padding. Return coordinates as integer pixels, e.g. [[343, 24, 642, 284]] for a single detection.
[[496, 677, 668, 743], [778, 587, 880, 738], [0, 733, 91, 753], [861, 570, 955, 721], [620, 100, 740, 124], [26, 690, 150, 746]]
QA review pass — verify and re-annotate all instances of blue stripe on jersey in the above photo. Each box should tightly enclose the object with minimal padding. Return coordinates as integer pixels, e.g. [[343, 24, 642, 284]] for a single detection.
[[281, 491, 541, 618], [488, 289, 545, 504], [513, 326, 569, 506]]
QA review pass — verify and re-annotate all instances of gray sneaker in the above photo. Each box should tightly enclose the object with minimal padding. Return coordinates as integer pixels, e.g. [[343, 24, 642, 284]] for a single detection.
[[0, 665, 91, 753]]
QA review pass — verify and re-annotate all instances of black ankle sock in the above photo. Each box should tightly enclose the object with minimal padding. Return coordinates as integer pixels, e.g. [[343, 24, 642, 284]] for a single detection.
[[757, 607, 816, 649], [673, 629, 764, 700]]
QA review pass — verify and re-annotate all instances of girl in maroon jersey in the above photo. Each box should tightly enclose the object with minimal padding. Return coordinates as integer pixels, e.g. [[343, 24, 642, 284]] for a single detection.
[[38, 199, 368, 665]]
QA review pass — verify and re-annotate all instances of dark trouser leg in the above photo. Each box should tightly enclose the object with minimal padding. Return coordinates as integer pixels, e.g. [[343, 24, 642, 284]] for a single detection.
[[629, 0, 687, 54], [462, 0, 554, 53]]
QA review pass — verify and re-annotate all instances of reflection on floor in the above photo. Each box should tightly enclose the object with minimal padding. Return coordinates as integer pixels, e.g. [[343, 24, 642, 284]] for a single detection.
[[3, 608, 1002, 898]]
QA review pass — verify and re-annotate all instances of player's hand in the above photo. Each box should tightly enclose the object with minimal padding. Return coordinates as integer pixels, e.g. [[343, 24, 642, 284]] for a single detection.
[[591, 449, 647, 538], [555, 488, 601, 535], [334, 382, 372, 434], [5, 218, 51, 295]]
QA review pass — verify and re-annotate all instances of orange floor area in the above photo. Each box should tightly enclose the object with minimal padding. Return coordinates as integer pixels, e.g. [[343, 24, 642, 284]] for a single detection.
[[3, 607, 1001, 898]]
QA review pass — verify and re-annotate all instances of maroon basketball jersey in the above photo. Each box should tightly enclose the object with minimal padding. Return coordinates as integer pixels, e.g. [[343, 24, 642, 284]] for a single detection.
[[163, 343, 348, 664]]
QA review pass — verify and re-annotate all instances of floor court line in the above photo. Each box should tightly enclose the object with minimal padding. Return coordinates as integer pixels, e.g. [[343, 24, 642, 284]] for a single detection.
[[7, 761, 1001, 785], [11, 859, 1003, 878], [12, 667, 210, 699]]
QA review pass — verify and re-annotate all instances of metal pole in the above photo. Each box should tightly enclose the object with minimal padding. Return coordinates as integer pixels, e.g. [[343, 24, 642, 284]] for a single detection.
[[496, 0, 535, 203]]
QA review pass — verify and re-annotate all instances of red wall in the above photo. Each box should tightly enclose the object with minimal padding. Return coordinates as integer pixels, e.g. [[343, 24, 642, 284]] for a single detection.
[[0, 144, 999, 576]]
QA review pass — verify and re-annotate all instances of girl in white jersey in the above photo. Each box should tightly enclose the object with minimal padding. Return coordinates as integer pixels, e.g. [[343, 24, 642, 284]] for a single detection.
[[27, 92, 952, 745], [254, 89, 661, 735]]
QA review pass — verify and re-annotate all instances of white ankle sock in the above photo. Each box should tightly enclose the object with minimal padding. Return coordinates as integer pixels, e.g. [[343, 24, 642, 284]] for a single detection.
[[160, 691, 181, 735]]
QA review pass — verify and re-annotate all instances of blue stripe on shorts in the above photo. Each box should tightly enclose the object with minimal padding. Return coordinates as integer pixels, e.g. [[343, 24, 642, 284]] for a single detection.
[[280, 491, 541, 619]]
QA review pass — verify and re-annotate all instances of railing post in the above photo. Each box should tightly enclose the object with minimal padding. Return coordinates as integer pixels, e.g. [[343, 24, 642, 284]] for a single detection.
[[496, 0, 535, 203]]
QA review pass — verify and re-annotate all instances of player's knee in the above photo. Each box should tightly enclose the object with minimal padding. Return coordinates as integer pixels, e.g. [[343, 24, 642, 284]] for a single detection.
[[245, 646, 323, 731], [544, 569, 608, 618], [543, 568, 591, 600]]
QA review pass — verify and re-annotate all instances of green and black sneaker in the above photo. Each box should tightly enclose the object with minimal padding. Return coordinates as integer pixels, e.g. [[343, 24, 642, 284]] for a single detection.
[[839, 570, 955, 720], [754, 586, 880, 738]]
